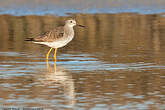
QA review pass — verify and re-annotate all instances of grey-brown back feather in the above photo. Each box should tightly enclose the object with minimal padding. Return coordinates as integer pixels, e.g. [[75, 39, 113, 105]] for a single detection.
[[34, 26, 64, 42]]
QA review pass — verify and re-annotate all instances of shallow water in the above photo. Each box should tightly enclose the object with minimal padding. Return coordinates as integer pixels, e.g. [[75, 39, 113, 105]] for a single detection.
[[0, 13, 165, 110], [1, 0, 165, 15]]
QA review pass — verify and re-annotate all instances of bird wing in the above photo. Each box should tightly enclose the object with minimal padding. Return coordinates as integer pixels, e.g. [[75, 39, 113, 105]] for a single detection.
[[34, 26, 64, 42]]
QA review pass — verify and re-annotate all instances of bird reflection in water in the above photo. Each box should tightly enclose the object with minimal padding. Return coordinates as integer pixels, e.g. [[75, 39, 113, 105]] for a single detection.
[[38, 61, 76, 107]]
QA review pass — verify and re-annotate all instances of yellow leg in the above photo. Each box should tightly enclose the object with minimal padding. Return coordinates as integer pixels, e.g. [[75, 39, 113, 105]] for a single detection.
[[54, 48, 57, 71], [46, 48, 53, 60], [54, 48, 57, 61]]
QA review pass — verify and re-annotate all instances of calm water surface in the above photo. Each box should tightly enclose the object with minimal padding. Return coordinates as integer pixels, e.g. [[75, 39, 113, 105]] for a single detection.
[[0, 13, 165, 110]]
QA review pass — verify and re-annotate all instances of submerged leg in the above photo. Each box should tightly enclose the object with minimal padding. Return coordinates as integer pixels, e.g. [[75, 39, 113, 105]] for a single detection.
[[46, 48, 53, 60]]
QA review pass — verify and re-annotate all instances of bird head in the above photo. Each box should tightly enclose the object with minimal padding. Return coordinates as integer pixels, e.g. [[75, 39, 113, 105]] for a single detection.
[[65, 19, 76, 27], [65, 19, 85, 28]]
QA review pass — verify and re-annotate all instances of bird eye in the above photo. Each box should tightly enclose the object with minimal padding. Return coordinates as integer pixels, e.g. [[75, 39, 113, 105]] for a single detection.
[[70, 21, 72, 23]]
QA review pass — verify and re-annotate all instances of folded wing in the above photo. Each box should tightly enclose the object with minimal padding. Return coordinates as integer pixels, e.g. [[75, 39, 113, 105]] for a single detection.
[[26, 26, 64, 42]]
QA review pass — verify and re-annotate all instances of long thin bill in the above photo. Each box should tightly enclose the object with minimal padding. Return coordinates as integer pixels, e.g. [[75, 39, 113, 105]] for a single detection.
[[78, 24, 85, 27]]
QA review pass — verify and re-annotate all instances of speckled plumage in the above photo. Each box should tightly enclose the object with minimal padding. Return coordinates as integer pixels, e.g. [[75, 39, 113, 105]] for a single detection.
[[26, 19, 76, 48], [34, 26, 65, 42]]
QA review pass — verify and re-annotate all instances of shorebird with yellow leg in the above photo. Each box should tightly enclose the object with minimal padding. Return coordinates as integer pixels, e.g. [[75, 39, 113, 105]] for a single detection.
[[25, 19, 85, 66]]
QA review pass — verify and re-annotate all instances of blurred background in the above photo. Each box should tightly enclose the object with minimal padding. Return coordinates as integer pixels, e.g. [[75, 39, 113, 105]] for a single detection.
[[0, 0, 165, 110], [0, 0, 165, 15]]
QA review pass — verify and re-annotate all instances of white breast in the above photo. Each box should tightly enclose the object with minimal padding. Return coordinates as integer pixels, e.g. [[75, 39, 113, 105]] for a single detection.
[[35, 35, 74, 48]]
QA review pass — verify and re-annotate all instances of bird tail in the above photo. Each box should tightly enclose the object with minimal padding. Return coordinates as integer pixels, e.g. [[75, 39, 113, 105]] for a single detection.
[[25, 38, 34, 41]]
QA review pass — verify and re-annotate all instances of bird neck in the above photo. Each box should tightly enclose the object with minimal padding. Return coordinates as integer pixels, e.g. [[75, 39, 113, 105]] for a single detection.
[[64, 25, 74, 36]]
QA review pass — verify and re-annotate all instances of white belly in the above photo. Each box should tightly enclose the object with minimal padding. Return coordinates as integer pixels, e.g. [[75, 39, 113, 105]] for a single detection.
[[34, 36, 74, 48]]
